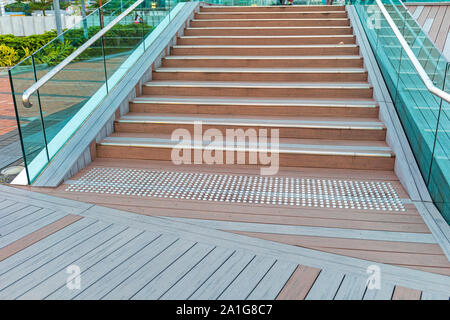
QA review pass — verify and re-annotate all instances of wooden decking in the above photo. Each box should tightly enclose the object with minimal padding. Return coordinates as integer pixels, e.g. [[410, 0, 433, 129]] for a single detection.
[[406, 3, 450, 56], [0, 184, 449, 299], [33, 158, 450, 277]]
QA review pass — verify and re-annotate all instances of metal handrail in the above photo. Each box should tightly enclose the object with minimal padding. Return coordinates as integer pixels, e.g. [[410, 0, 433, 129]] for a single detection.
[[22, 0, 145, 108], [374, 0, 450, 103]]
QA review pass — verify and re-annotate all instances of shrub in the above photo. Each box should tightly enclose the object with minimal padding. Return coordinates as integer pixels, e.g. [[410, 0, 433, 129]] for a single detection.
[[0, 44, 20, 67], [0, 23, 152, 67]]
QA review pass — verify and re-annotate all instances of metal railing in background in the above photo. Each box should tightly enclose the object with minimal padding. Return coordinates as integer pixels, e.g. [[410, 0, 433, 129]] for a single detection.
[[9, 0, 186, 184], [352, 0, 450, 222]]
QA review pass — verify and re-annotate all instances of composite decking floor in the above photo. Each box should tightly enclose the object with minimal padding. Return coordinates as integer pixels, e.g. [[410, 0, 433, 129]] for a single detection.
[[0, 184, 449, 300], [31, 159, 450, 277]]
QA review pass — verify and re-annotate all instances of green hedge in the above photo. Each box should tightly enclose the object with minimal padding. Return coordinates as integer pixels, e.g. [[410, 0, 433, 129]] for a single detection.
[[0, 23, 153, 67]]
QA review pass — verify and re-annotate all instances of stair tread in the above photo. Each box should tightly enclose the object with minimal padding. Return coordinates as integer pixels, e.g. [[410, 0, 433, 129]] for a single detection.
[[173, 44, 357, 48], [132, 96, 377, 107], [191, 18, 349, 21], [180, 35, 354, 39], [164, 55, 362, 59], [117, 113, 385, 129], [144, 81, 372, 88], [186, 26, 352, 29], [197, 11, 347, 14], [100, 133, 393, 156], [155, 67, 366, 73]]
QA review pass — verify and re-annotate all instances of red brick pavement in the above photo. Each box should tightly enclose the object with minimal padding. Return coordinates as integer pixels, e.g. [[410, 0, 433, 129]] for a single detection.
[[0, 74, 17, 136]]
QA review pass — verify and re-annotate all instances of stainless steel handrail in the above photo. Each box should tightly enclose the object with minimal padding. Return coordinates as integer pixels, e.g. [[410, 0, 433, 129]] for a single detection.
[[22, 0, 145, 108], [375, 0, 450, 103]]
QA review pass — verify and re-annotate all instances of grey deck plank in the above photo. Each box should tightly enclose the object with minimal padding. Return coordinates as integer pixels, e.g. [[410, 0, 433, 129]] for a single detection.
[[0, 220, 110, 293], [160, 247, 236, 300], [0, 223, 123, 299], [82, 205, 450, 295], [0, 205, 42, 227], [421, 291, 449, 300], [0, 185, 92, 214], [74, 234, 179, 300], [0, 199, 16, 211], [189, 251, 255, 300], [247, 260, 298, 300], [0, 211, 67, 249], [305, 269, 345, 300], [0, 202, 30, 220], [363, 282, 395, 300], [0, 218, 96, 274], [0, 208, 54, 236], [218, 256, 277, 300], [165, 217, 436, 244], [18, 227, 145, 300], [47, 231, 161, 300], [103, 239, 198, 300], [334, 274, 368, 300], [131, 243, 215, 299]]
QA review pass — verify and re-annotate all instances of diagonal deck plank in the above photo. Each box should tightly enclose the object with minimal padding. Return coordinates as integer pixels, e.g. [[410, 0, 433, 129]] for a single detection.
[[73, 234, 179, 300], [305, 269, 345, 300], [247, 260, 298, 300], [17, 227, 144, 300], [131, 243, 215, 299], [218, 256, 277, 300], [46, 231, 162, 300], [189, 251, 255, 300], [160, 246, 235, 300]]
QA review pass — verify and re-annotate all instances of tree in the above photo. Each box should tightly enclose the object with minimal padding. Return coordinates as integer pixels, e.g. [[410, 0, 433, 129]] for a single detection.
[[29, 0, 70, 16], [30, 0, 53, 16]]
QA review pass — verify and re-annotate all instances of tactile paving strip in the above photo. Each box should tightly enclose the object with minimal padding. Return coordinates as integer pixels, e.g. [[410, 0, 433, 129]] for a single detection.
[[66, 167, 406, 211]]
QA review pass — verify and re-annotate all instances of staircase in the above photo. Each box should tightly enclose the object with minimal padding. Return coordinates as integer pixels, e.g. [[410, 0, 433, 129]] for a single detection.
[[96, 5, 395, 171]]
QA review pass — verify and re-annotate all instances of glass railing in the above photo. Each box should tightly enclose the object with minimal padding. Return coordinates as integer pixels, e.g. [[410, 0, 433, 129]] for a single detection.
[[352, 0, 450, 222], [9, 0, 186, 184]]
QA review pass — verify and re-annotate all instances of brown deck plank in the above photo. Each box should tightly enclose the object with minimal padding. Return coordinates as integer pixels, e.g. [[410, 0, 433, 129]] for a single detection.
[[392, 286, 422, 300], [435, 6, 450, 50], [230, 231, 450, 276], [276, 265, 321, 300], [428, 6, 446, 42], [35, 193, 429, 233], [0, 214, 82, 262], [417, 6, 431, 25]]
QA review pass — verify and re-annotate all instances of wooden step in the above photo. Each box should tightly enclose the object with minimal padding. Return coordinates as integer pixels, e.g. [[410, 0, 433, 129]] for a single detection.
[[142, 81, 374, 99], [190, 19, 351, 27], [114, 113, 387, 141], [177, 35, 356, 45], [130, 96, 379, 118], [152, 67, 368, 82], [200, 5, 346, 12], [96, 133, 395, 171], [171, 44, 359, 56], [162, 56, 364, 68], [184, 26, 354, 36], [194, 11, 349, 19]]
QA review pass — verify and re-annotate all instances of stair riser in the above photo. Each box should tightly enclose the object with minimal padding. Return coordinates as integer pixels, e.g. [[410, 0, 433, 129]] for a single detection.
[[195, 12, 349, 19], [96, 145, 395, 171], [114, 122, 386, 141], [162, 58, 364, 68], [171, 46, 359, 56], [177, 36, 356, 45], [184, 28, 354, 36], [190, 19, 350, 27], [142, 86, 373, 99], [200, 6, 346, 12], [152, 71, 368, 82], [130, 103, 380, 118]]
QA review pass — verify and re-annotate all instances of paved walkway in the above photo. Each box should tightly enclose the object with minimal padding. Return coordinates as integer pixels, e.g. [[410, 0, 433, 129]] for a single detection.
[[0, 72, 22, 171], [0, 184, 449, 300]]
